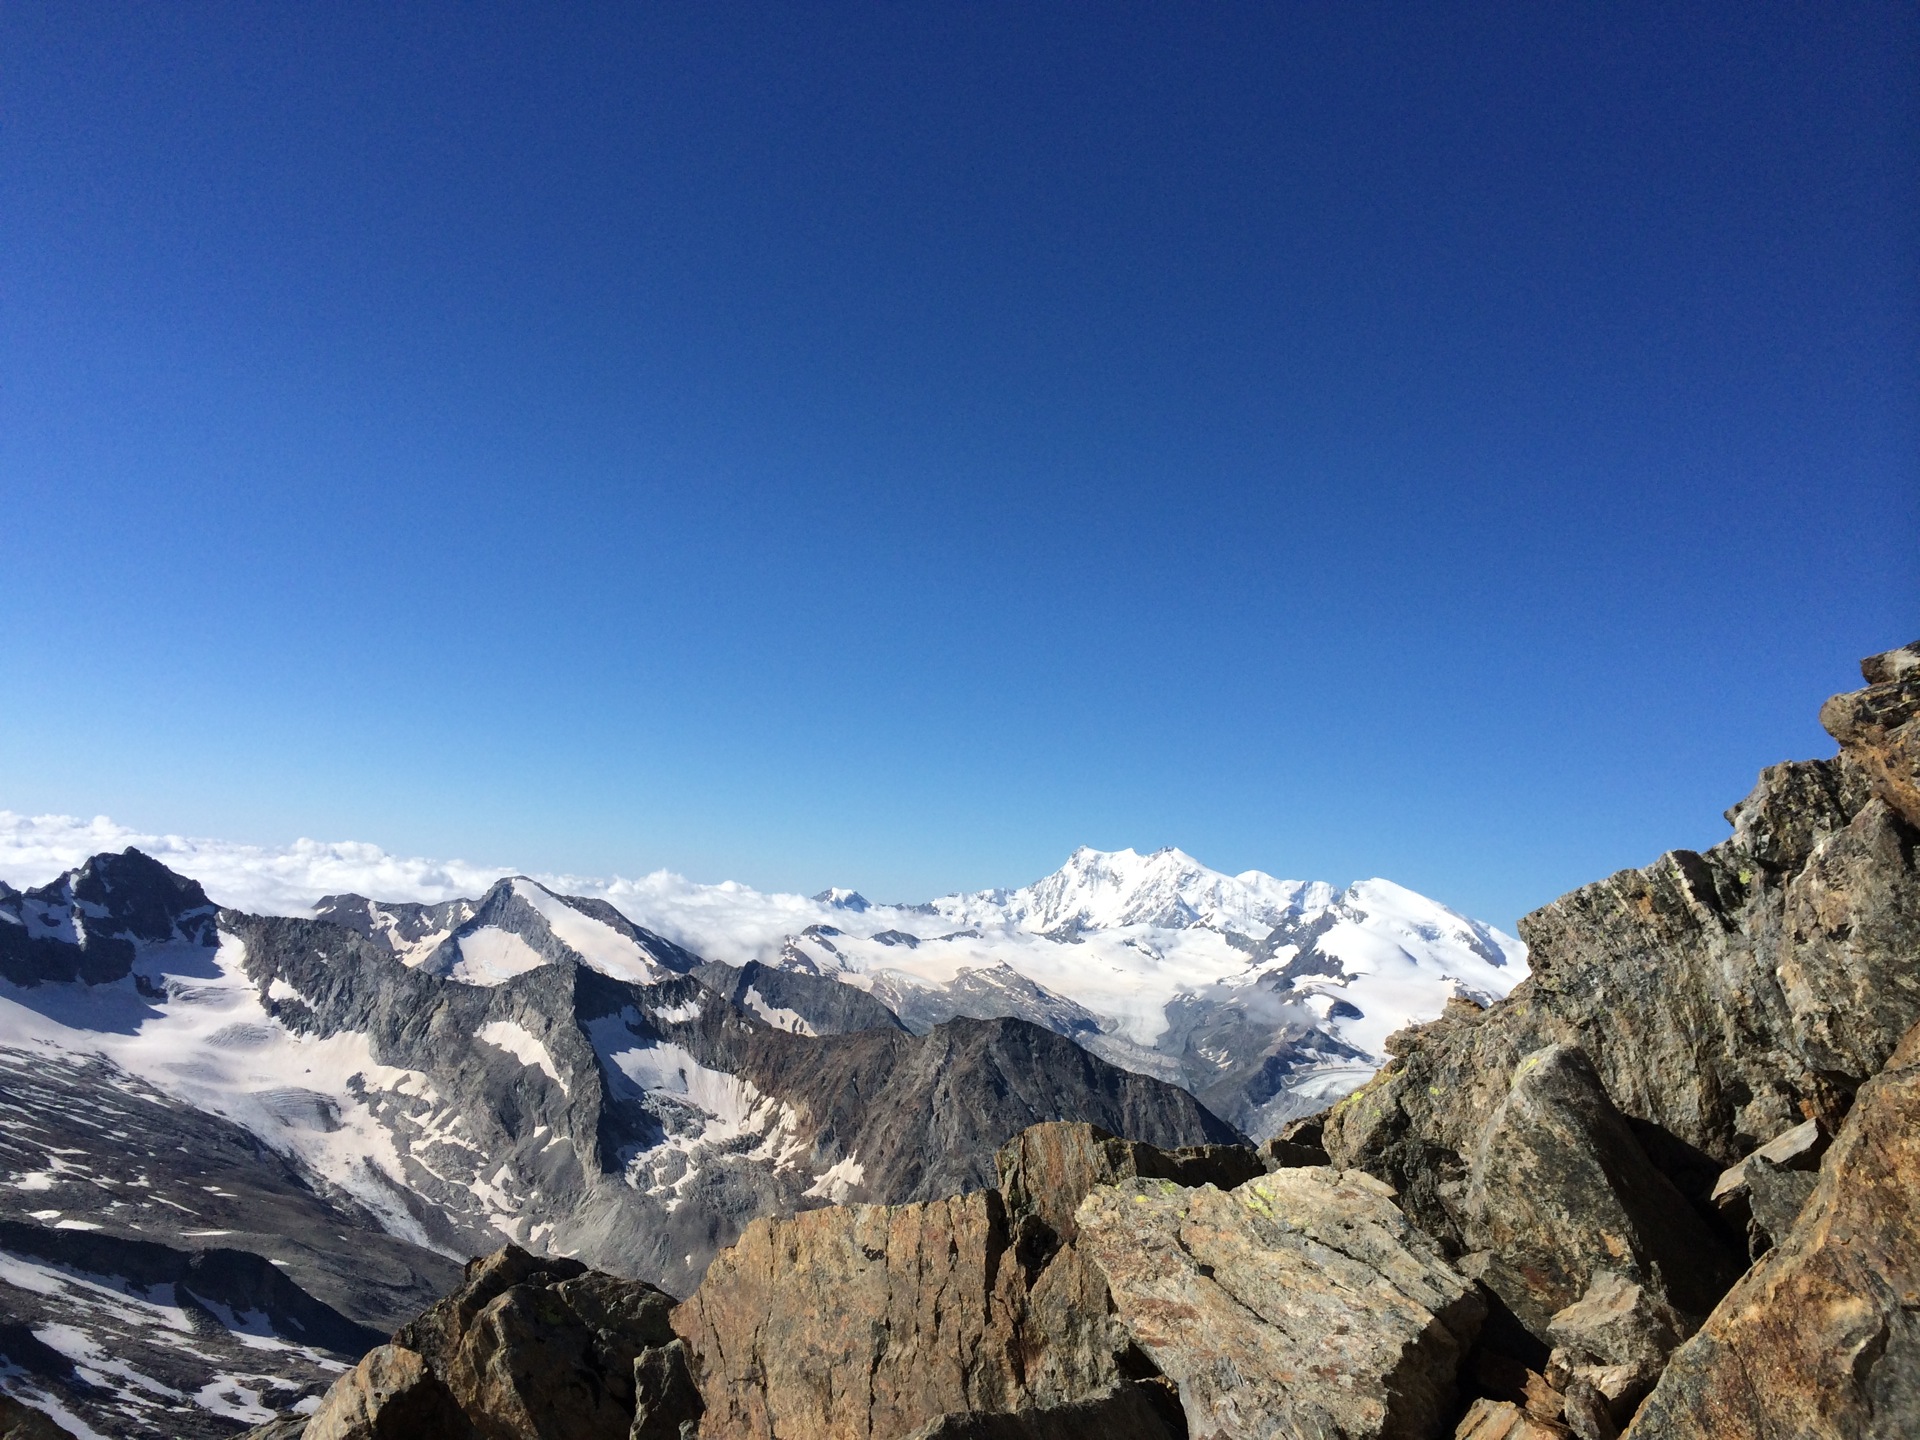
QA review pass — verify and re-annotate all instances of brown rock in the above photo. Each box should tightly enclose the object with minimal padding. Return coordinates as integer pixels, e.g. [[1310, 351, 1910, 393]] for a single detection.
[[1324, 652, 1920, 1358], [299, 1244, 679, 1440], [393, 1247, 581, 1371], [1074, 1169, 1485, 1440], [670, 1188, 1130, 1440], [302, 1344, 473, 1440], [631, 1339, 703, 1440], [1708, 1118, 1826, 1209], [1453, 1398, 1569, 1439], [1819, 641, 1920, 829], [1622, 1019, 1920, 1438], [0, 1394, 79, 1440], [1775, 797, 1920, 1083], [1259, 1137, 1328, 1169]]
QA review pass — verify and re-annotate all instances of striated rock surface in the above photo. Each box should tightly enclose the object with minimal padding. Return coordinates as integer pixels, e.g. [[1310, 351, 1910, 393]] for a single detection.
[[1818, 639, 1920, 830], [391, 1245, 678, 1440], [1457, 1045, 1739, 1336], [669, 1187, 1132, 1440], [1075, 1169, 1484, 1440], [1622, 1018, 1920, 1439], [673, 1122, 1483, 1440], [1324, 644, 1920, 1361], [1452, 1399, 1567, 1439], [278, 1244, 690, 1440]]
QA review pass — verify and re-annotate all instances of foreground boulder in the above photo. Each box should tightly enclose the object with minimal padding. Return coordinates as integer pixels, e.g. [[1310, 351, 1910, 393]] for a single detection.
[[674, 1120, 1481, 1440], [301, 1344, 469, 1440], [1622, 1017, 1920, 1438], [994, 1120, 1265, 1240], [670, 1188, 1136, 1440], [1075, 1168, 1484, 1440]]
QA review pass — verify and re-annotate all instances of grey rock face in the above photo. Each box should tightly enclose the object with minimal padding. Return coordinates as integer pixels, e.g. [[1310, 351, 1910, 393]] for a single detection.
[[690, 958, 906, 1035], [223, 901, 1242, 1299], [0, 1047, 460, 1330], [864, 961, 1109, 1040], [0, 1394, 79, 1440], [0, 1217, 385, 1440], [318, 878, 703, 981]]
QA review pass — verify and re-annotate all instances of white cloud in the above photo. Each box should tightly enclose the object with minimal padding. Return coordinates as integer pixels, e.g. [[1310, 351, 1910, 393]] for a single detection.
[[0, 811, 834, 962], [0, 811, 515, 915]]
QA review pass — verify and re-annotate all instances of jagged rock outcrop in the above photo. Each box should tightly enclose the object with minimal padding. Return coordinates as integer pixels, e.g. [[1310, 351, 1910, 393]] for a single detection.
[[279, 1244, 687, 1440], [1075, 1169, 1484, 1440], [993, 1121, 1264, 1241], [1324, 644, 1920, 1374], [301, 1344, 471, 1440], [902, 1381, 1187, 1440], [1452, 1398, 1566, 1439], [670, 1187, 1135, 1440], [394, 1245, 679, 1440], [1818, 639, 1920, 830], [1708, 1116, 1828, 1258], [1621, 1017, 1920, 1439], [221, 910, 1244, 1294]]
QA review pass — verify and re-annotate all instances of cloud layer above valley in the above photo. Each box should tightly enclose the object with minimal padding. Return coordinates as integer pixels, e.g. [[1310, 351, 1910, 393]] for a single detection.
[[0, 810, 838, 964]]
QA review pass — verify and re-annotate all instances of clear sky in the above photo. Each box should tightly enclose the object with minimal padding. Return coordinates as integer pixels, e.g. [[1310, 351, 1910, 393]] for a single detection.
[[2, 3, 1914, 928]]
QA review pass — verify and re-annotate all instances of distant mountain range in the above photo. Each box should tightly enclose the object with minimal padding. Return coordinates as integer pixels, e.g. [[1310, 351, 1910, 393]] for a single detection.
[[0, 837, 1519, 1436]]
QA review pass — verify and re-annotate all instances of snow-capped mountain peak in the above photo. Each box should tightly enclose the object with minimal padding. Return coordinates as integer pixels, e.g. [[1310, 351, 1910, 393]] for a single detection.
[[315, 875, 700, 987], [812, 888, 871, 912], [932, 845, 1331, 937]]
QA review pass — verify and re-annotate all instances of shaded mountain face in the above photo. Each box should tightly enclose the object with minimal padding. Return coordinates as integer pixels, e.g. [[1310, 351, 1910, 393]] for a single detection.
[[0, 848, 217, 986], [0, 854, 1238, 1434]]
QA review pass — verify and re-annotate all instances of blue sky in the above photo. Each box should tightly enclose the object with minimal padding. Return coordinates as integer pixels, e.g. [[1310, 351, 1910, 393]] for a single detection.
[[2, 3, 1914, 927]]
